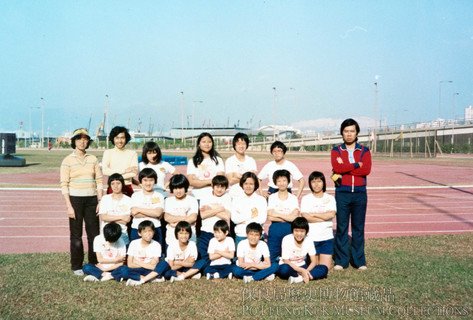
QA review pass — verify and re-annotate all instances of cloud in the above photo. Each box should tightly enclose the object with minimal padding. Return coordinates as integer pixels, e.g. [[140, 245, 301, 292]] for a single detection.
[[341, 26, 368, 39]]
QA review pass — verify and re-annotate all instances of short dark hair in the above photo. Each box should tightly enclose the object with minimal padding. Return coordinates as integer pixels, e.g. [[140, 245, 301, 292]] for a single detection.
[[308, 171, 327, 193], [175, 220, 192, 239], [107, 173, 125, 189], [142, 141, 162, 164], [109, 126, 131, 145], [139, 167, 157, 183], [138, 220, 155, 233], [291, 217, 309, 233], [272, 169, 291, 185], [213, 219, 230, 233], [270, 141, 287, 154], [239, 171, 259, 191], [103, 222, 122, 243], [232, 132, 250, 150], [340, 118, 360, 142], [169, 174, 190, 193], [246, 222, 263, 235], [212, 175, 229, 189]]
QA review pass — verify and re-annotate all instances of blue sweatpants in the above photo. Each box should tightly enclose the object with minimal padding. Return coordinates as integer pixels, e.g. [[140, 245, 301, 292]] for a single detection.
[[232, 263, 279, 281]]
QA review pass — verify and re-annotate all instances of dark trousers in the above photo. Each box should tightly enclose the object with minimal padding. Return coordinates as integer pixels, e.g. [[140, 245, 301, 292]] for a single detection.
[[232, 263, 279, 281], [334, 191, 368, 268], [69, 196, 99, 271], [267, 222, 292, 263], [277, 263, 328, 280], [204, 264, 234, 278]]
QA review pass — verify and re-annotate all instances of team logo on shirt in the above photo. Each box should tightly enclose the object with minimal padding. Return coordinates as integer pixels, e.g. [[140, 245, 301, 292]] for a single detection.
[[290, 249, 304, 264], [160, 167, 166, 172], [151, 196, 161, 204], [251, 208, 258, 218]]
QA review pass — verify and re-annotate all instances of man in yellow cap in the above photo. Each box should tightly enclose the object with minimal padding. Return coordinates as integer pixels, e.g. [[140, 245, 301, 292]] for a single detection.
[[60, 128, 103, 275]]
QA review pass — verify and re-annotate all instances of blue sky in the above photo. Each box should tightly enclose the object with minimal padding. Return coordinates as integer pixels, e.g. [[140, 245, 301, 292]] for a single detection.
[[1, 1, 472, 136]]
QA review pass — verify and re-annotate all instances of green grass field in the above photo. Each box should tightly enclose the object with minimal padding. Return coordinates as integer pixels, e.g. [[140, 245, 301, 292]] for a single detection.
[[1, 234, 472, 320]]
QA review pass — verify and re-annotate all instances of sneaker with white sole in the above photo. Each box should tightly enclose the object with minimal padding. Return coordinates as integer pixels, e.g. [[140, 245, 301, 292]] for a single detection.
[[358, 265, 368, 271], [206, 273, 212, 280], [265, 274, 275, 281], [151, 277, 165, 283], [288, 275, 303, 284], [228, 273, 232, 280], [73, 270, 84, 276], [101, 273, 114, 282], [333, 265, 344, 271], [83, 275, 99, 282], [213, 273, 220, 279], [170, 275, 184, 283], [243, 276, 254, 284], [191, 273, 202, 280], [126, 279, 142, 286]]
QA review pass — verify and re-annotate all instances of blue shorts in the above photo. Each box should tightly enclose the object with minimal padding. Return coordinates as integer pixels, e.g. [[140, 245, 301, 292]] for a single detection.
[[314, 239, 334, 255]]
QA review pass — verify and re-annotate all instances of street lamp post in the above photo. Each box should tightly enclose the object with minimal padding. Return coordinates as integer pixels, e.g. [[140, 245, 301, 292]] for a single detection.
[[438, 80, 453, 119], [272, 87, 277, 141], [29, 106, 40, 147], [192, 100, 203, 145], [180, 91, 184, 144], [40, 98, 45, 148]]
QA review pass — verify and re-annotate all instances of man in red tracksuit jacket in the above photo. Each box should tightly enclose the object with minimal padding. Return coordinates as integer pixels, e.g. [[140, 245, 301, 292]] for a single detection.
[[331, 118, 372, 270]]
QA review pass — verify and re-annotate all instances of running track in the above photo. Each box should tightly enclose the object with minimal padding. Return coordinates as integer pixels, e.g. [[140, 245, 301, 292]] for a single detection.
[[1, 158, 473, 254]]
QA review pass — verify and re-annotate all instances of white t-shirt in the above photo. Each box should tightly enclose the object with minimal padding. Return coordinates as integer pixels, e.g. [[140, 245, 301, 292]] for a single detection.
[[231, 193, 268, 237], [236, 239, 270, 267], [280, 234, 316, 266], [225, 154, 257, 198], [200, 192, 232, 233], [98, 194, 132, 233], [165, 240, 198, 263], [187, 156, 225, 199], [127, 238, 162, 264], [93, 234, 126, 270], [267, 192, 300, 216], [207, 237, 235, 266], [130, 190, 164, 229], [300, 193, 336, 242], [164, 195, 198, 245], [139, 161, 176, 190], [258, 160, 303, 189]]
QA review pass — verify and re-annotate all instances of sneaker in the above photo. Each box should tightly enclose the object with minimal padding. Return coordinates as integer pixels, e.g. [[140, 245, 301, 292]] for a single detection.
[[73, 269, 84, 276], [288, 275, 304, 284], [333, 265, 344, 271], [243, 276, 254, 284], [100, 273, 114, 282], [265, 274, 275, 281], [228, 273, 233, 280], [206, 273, 212, 280], [151, 277, 165, 283], [191, 273, 202, 280], [213, 273, 220, 279], [170, 275, 184, 283], [83, 275, 99, 282], [358, 265, 368, 271], [126, 279, 142, 286]]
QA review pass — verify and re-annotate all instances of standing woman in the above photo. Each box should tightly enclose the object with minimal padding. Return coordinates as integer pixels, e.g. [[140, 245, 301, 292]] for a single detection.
[[187, 132, 225, 200], [332, 118, 372, 270], [60, 128, 102, 275], [101, 126, 138, 197]]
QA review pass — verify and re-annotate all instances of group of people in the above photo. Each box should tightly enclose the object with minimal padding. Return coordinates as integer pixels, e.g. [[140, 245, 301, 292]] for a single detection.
[[59, 118, 371, 285]]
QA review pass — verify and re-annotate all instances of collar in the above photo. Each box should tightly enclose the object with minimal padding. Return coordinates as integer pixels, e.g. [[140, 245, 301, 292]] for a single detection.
[[339, 143, 362, 151]]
